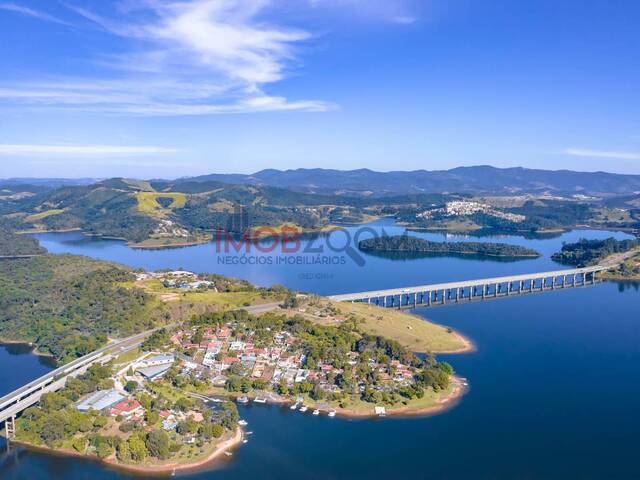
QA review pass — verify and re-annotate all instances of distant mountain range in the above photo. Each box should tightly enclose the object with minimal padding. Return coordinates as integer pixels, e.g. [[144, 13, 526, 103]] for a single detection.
[[181, 166, 640, 197], [3, 166, 640, 198]]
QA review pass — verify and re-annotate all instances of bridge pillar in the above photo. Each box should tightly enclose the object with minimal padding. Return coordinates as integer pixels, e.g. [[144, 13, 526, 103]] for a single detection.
[[592, 272, 596, 284], [5, 415, 16, 440]]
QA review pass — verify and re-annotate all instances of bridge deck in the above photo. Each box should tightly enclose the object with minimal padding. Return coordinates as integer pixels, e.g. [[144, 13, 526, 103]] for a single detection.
[[328, 266, 605, 302]]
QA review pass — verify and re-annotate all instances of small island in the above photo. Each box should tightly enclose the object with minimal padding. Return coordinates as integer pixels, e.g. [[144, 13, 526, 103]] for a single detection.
[[359, 234, 541, 258]]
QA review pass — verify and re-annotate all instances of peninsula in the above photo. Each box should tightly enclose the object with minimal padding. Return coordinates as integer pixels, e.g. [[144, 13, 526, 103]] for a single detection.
[[359, 234, 541, 258]]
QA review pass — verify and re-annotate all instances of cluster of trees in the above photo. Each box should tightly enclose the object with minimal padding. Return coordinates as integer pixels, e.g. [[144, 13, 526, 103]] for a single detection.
[[0, 254, 171, 363], [552, 237, 640, 266], [0, 225, 46, 256], [189, 310, 454, 406], [16, 364, 114, 448], [359, 234, 540, 258]]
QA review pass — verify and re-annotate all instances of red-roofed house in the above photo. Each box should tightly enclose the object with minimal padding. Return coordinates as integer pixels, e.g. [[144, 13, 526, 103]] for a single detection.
[[110, 398, 143, 418]]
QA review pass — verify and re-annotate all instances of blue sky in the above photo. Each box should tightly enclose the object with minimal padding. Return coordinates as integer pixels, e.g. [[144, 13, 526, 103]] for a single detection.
[[1, 0, 639, 178]]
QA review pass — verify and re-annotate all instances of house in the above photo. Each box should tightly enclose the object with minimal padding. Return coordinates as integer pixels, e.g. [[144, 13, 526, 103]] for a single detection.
[[110, 398, 143, 418], [77, 389, 125, 413], [140, 353, 175, 367]]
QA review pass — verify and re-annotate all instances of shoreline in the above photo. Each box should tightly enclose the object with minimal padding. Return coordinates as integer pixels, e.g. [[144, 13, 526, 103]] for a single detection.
[[220, 374, 468, 420], [11, 427, 243, 476], [0, 338, 57, 362]]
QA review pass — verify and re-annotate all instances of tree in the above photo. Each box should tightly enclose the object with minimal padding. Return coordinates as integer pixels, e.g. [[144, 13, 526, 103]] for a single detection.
[[72, 436, 87, 453], [124, 380, 138, 393], [145, 429, 170, 460], [146, 410, 160, 426], [41, 412, 66, 446], [117, 440, 131, 462], [128, 434, 148, 462], [96, 442, 114, 459], [93, 415, 108, 429]]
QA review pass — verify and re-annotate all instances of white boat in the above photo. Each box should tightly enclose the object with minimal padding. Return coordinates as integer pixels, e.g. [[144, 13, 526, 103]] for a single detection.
[[224, 452, 233, 457], [237, 395, 249, 404], [246, 431, 254, 435], [242, 439, 248, 444], [238, 419, 248, 426], [299, 405, 308, 412], [328, 409, 336, 417], [290, 402, 299, 410], [254, 396, 267, 404], [312, 409, 320, 416]]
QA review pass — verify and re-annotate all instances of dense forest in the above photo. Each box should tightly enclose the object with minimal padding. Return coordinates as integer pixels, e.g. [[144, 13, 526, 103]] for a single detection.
[[0, 226, 47, 256], [552, 237, 640, 267], [0, 254, 171, 363], [359, 234, 540, 258]]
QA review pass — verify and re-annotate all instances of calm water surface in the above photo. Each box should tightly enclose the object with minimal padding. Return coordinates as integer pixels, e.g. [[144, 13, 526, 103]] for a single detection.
[[2, 223, 639, 479]]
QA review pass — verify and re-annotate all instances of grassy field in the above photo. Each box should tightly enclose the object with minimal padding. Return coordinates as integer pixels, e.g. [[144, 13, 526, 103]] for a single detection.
[[129, 233, 211, 249], [326, 301, 468, 353], [134, 192, 187, 217], [25, 209, 65, 222], [137, 278, 285, 311], [284, 299, 469, 354]]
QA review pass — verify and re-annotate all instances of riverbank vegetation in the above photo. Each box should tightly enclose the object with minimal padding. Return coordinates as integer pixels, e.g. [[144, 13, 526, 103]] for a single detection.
[[0, 226, 46, 257], [358, 234, 540, 258], [14, 362, 240, 470], [0, 254, 171, 363], [551, 237, 640, 267]]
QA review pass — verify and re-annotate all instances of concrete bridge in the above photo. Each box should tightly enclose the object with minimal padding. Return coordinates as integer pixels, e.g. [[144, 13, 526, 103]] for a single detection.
[[0, 329, 157, 439], [328, 266, 606, 308]]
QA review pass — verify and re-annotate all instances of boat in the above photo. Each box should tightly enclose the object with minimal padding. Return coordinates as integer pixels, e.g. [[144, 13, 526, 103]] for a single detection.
[[246, 431, 254, 435], [238, 419, 248, 426], [237, 395, 249, 404], [242, 439, 248, 444], [328, 409, 336, 417], [254, 396, 267, 404], [312, 409, 320, 416], [290, 402, 299, 410], [299, 405, 308, 412], [224, 452, 233, 457]]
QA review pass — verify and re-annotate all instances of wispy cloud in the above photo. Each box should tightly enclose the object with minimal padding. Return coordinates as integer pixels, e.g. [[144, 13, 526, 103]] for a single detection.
[[0, 144, 181, 156], [0, 0, 333, 115], [0, 2, 69, 25], [564, 148, 640, 161]]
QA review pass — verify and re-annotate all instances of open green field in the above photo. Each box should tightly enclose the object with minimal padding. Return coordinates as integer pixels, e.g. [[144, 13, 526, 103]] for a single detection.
[[134, 192, 187, 217], [328, 301, 469, 353], [25, 209, 65, 222]]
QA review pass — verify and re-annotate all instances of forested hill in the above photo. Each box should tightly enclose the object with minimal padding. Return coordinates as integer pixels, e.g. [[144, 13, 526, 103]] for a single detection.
[[0, 226, 46, 257], [359, 235, 541, 258], [0, 178, 369, 245], [551, 238, 640, 267], [0, 254, 170, 363]]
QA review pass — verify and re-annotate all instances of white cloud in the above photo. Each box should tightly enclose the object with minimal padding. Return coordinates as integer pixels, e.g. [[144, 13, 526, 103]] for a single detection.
[[0, 2, 69, 24], [0, 144, 181, 156], [0, 0, 333, 115], [564, 148, 640, 161]]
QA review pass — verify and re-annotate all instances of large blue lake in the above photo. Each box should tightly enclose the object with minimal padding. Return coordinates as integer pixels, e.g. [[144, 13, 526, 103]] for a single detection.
[[2, 222, 639, 479]]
